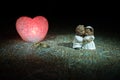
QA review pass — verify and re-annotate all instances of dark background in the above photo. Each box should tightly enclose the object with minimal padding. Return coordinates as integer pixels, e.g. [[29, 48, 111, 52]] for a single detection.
[[0, 1, 119, 38], [0, 1, 120, 80]]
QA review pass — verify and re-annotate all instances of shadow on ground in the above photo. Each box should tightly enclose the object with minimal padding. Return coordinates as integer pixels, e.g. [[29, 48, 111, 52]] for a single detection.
[[58, 42, 73, 48]]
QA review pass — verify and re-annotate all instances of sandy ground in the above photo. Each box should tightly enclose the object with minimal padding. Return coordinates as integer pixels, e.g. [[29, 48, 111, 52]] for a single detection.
[[0, 31, 120, 80]]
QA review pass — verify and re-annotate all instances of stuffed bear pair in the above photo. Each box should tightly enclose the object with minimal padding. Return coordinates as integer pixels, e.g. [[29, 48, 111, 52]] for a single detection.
[[73, 25, 96, 50]]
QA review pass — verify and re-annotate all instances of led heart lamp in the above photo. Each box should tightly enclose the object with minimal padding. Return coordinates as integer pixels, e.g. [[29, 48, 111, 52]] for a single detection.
[[16, 16, 48, 42]]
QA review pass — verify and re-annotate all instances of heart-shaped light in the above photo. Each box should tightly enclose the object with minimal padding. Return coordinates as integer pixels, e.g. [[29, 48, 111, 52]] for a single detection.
[[16, 16, 48, 42]]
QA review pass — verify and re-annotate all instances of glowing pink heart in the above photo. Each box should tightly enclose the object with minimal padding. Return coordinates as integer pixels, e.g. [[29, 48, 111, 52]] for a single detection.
[[16, 16, 48, 42]]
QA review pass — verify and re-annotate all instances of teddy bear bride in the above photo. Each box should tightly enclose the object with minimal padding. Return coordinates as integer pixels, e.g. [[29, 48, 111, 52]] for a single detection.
[[82, 26, 96, 50]]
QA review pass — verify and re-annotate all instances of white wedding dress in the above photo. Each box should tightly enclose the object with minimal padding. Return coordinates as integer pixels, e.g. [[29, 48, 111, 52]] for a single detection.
[[82, 35, 96, 50]]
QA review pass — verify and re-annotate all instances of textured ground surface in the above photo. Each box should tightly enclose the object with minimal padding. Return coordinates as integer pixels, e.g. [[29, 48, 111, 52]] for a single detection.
[[0, 31, 120, 80]]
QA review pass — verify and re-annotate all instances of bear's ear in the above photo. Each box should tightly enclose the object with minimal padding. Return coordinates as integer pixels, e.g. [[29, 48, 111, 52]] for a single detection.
[[76, 25, 84, 29], [89, 28, 94, 35], [90, 28, 94, 32], [91, 31, 94, 35]]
